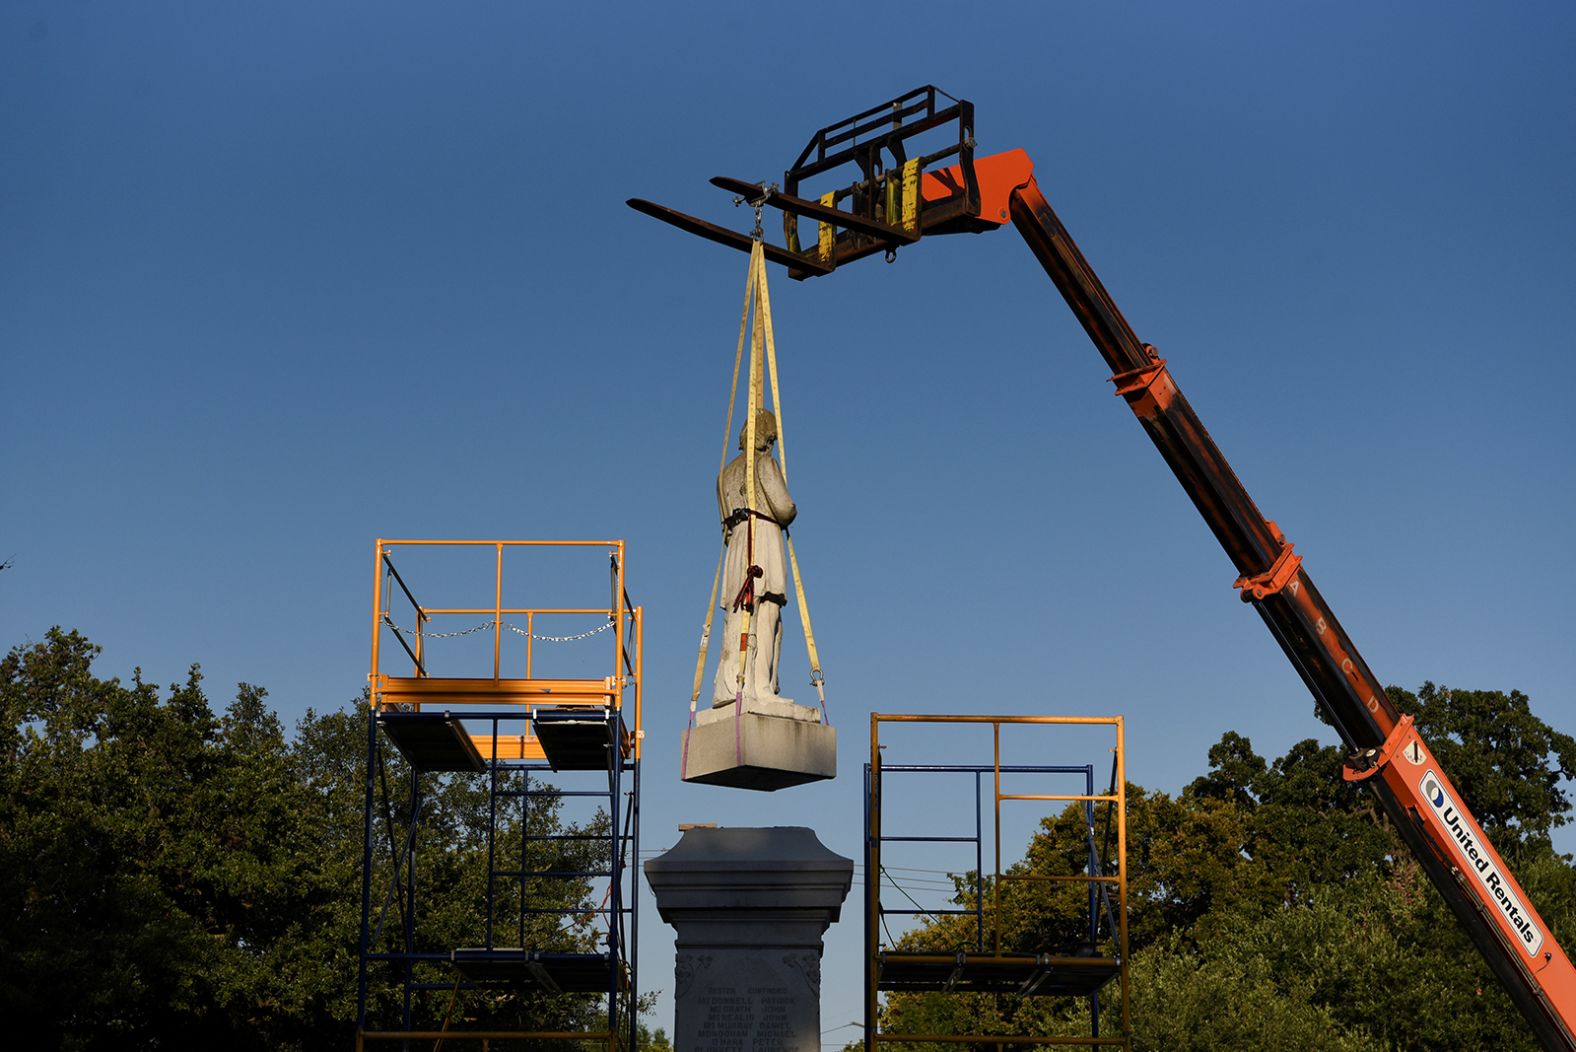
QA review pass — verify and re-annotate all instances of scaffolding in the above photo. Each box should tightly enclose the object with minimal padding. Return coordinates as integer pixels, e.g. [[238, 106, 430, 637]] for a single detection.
[[357, 539, 643, 1050], [864, 714, 1130, 1049]]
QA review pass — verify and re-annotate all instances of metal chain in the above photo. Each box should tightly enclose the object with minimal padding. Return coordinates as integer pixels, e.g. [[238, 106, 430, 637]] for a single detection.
[[383, 617, 495, 640], [385, 617, 616, 643], [499, 619, 616, 643]]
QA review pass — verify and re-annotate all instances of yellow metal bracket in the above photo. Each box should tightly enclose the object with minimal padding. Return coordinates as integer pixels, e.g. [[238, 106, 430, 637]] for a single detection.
[[817, 191, 836, 265], [901, 157, 921, 233]]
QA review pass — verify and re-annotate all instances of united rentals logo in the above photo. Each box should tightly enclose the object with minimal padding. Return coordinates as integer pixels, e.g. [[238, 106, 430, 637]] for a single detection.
[[1421, 771, 1543, 957]]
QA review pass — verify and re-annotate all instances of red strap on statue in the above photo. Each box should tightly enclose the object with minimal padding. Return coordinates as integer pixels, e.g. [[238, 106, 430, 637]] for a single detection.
[[731, 565, 763, 612]]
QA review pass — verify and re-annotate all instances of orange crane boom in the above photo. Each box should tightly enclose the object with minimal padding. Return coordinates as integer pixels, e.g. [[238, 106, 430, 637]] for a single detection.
[[1008, 155, 1576, 1052], [629, 86, 1576, 1049]]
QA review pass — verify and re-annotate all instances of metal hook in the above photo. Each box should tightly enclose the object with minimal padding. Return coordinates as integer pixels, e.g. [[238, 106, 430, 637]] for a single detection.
[[732, 193, 765, 240], [729, 183, 776, 241], [885, 247, 897, 264]]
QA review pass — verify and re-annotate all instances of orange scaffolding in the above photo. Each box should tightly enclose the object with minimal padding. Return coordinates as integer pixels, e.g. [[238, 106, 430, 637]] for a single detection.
[[865, 714, 1131, 1050], [369, 539, 643, 764], [358, 539, 644, 1050]]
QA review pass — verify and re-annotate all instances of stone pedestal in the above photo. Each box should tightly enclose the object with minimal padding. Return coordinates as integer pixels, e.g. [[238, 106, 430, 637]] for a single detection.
[[645, 826, 853, 1052], [681, 699, 836, 791]]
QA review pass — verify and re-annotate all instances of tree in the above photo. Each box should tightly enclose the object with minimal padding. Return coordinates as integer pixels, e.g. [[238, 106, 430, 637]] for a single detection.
[[638, 1023, 675, 1050], [2, 629, 226, 1048], [1390, 682, 1576, 849], [0, 628, 622, 1049], [868, 684, 1575, 1050]]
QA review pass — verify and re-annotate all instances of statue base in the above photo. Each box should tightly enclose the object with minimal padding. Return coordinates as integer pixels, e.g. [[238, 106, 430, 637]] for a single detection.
[[682, 699, 835, 791], [645, 826, 854, 1052]]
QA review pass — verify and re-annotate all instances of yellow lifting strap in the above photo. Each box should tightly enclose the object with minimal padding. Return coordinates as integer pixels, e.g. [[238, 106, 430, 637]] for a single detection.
[[756, 244, 827, 710], [735, 241, 766, 699], [686, 237, 829, 721], [687, 245, 757, 716]]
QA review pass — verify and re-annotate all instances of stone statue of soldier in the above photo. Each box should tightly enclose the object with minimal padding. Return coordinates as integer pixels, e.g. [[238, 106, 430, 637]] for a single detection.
[[712, 409, 796, 708]]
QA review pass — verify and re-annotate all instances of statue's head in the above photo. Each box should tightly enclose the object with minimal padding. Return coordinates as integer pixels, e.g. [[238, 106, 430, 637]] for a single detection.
[[738, 409, 778, 451]]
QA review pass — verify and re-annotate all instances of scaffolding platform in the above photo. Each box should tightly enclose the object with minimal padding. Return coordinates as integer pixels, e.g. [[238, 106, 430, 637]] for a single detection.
[[358, 539, 644, 1051], [865, 714, 1131, 1049], [378, 711, 486, 773], [449, 949, 626, 993], [878, 950, 1121, 997], [535, 707, 631, 771], [374, 675, 616, 711]]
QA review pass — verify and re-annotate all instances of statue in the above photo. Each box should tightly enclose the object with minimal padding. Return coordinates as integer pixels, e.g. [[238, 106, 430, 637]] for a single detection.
[[712, 409, 796, 708]]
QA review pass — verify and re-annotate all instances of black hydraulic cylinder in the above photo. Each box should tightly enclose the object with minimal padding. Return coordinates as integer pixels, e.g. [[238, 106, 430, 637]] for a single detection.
[[1006, 179, 1575, 1052], [1008, 180, 1398, 747]]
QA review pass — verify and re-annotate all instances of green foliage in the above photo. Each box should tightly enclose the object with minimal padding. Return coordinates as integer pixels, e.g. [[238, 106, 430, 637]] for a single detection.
[[872, 684, 1575, 1050], [1128, 927, 1368, 1052], [637, 1023, 674, 1050], [0, 628, 632, 1050], [1389, 682, 1576, 847], [8, 627, 1572, 1050]]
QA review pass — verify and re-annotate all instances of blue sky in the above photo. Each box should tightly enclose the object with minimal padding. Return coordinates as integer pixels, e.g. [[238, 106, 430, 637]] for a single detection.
[[4, 1, 1574, 1044]]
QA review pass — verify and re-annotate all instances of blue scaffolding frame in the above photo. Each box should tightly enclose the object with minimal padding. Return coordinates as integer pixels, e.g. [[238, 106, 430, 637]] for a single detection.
[[356, 711, 641, 1049], [863, 713, 1130, 1050], [355, 539, 643, 1050]]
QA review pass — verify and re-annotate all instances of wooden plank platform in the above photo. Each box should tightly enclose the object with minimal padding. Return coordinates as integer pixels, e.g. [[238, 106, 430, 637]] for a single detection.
[[379, 712, 486, 773], [449, 949, 623, 993], [533, 708, 629, 771], [878, 950, 1120, 997]]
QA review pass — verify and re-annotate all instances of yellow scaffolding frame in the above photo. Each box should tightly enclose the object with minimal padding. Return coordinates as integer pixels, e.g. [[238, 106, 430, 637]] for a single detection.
[[866, 714, 1131, 1050], [369, 538, 643, 763], [359, 538, 645, 1051]]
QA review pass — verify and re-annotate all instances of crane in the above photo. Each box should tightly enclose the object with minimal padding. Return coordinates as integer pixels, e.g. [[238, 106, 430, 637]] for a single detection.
[[629, 86, 1576, 1050]]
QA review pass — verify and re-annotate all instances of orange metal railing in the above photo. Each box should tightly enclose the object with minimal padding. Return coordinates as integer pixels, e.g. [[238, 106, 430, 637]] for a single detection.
[[359, 538, 644, 1051], [369, 539, 643, 762], [867, 714, 1131, 1050]]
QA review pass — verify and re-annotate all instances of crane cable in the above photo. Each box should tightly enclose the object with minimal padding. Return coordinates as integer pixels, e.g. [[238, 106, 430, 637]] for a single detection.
[[685, 235, 828, 743]]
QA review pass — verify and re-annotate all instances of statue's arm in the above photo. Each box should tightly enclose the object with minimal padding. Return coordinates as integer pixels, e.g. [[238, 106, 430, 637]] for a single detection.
[[759, 456, 797, 526]]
